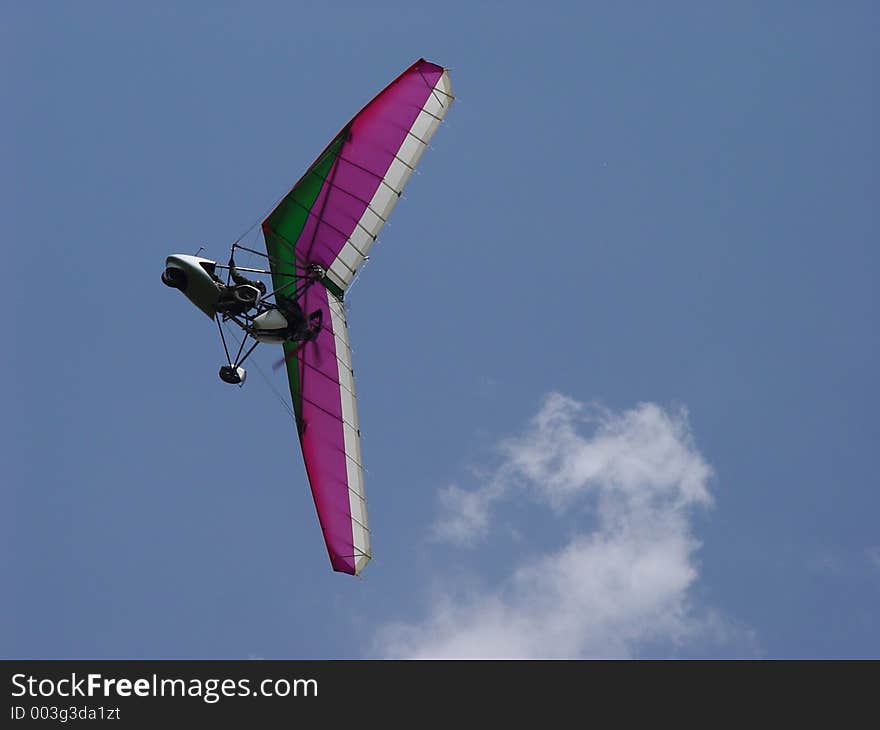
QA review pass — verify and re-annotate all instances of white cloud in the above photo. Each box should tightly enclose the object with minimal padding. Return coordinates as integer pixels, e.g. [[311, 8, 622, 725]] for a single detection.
[[434, 393, 712, 543], [431, 483, 496, 546], [374, 392, 746, 658]]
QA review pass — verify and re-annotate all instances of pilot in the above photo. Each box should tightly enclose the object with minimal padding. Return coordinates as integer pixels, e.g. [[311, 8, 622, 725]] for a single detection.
[[229, 264, 267, 294]]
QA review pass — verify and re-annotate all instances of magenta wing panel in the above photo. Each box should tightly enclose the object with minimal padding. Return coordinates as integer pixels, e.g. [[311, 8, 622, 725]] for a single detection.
[[294, 59, 445, 274], [296, 284, 362, 574]]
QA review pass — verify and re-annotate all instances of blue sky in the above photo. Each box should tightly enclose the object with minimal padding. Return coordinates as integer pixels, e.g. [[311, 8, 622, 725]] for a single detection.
[[4, 1, 877, 658]]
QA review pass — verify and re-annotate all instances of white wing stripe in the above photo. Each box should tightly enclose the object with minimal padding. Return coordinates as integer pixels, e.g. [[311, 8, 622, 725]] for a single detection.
[[326, 291, 370, 572]]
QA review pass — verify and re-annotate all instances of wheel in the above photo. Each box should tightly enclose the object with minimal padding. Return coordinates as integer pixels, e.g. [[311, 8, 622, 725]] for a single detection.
[[161, 267, 187, 290], [219, 365, 246, 384]]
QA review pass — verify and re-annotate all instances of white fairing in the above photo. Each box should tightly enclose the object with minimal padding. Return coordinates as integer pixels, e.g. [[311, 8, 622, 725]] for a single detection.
[[164, 254, 221, 318], [251, 309, 289, 343]]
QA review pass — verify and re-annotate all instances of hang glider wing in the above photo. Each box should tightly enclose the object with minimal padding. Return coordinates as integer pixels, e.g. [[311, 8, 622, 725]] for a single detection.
[[261, 59, 453, 575]]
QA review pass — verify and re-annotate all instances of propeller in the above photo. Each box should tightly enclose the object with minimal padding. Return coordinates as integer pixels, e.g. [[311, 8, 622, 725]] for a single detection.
[[272, 309, 325, 371]]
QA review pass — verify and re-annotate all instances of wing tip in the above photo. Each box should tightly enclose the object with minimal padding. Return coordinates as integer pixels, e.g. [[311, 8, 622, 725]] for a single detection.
[[331, 551, 371, 576]]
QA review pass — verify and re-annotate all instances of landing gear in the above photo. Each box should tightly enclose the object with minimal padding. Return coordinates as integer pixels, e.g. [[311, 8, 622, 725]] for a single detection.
[[209, 246, 330, 385]]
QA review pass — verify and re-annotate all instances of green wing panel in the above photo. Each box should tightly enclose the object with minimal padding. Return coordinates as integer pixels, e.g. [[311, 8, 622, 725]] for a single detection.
[[262, 131, 347, 426]]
